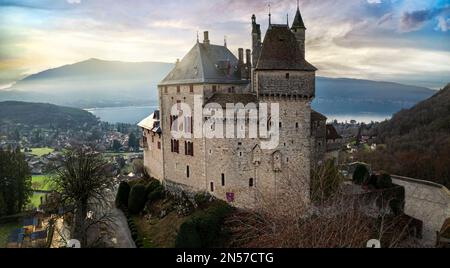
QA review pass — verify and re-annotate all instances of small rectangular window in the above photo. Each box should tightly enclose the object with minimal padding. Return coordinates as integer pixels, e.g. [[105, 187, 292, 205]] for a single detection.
[[286, 73, 290, 79], [157, 141, 161, 149], [189, 84, 194, 93], [210, 182, 214, 192], [177, 85, 180, 93], [187, 165, 190, 178], [249, 178, 254, 187], [212, 85, 217, 92], [164, 86, 168, 94], [221, 173, 225, 186]]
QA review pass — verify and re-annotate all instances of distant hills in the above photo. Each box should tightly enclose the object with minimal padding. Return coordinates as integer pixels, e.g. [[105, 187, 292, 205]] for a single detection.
[[314, 77, 435, 116], [0, 59, 436, 118], [376, 83, 450, 150], [0, 101, 99, 130], [0, 59, 172, 108]]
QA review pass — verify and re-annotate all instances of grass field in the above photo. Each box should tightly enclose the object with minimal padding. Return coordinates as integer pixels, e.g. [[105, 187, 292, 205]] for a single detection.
[[0, 222, 20, 248], [32, 175, 52, 191], [29, 193, 47, 209], [23, 147, 54, 157]]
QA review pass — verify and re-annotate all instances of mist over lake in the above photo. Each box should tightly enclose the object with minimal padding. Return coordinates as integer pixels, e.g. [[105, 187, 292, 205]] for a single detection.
[[86, 106, 158, 124], [86, 105, 391, 124]]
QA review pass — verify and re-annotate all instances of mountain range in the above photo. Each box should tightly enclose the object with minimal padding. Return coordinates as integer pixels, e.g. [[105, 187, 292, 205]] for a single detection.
[[0, 59, 438, 118]]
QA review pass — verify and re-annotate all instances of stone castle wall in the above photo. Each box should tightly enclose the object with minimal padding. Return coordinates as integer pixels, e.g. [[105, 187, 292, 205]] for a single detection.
[[142, 131, 163, 182], [255, 71, 315, 97]]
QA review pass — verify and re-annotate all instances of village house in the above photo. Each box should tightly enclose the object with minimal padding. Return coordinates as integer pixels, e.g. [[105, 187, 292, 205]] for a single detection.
[[138, 5, 340, 208]]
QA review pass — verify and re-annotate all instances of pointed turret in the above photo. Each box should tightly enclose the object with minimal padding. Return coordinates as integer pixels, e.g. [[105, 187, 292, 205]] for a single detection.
[[251, 14, 262, 69], [291, 2, 306, 58], [291, 5, 306, 30]]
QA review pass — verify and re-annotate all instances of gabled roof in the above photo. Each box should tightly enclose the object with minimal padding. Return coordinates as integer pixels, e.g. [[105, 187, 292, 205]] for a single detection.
[[256, 25, 316, 71], [138, 111, 161, 133], [311, 110, 327, 122], [159, 42, 249, 86], [326, 124, 343, 140], [291, 7, 306, 30]]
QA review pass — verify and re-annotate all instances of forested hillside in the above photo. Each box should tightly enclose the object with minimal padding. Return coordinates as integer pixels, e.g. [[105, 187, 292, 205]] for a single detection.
[[358, 84, 450, 187]]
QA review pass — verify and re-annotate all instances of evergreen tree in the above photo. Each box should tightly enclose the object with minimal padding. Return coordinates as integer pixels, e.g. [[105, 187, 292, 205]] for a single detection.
[[0, 148, 33, 216]]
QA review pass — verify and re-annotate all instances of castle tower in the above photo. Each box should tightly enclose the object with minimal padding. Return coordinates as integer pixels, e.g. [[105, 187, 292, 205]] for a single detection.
[[253, 10, 317, 205], [291, 3, 306, 58]]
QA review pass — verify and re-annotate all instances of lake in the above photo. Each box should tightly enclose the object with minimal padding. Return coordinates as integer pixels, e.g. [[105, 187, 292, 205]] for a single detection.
[[87, 106, 392, 124], [86, 106, 158, 124]]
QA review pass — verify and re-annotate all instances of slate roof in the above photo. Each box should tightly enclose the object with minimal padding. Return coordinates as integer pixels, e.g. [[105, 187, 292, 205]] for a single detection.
[[256, 25, 316, 71], [159, 42, 249, 86], [326, 124, 343, 140], [311, 110, 327, 122], [291, 7, 306, 30], [205, 93, 258, 108], [138, 111, 162, 133]]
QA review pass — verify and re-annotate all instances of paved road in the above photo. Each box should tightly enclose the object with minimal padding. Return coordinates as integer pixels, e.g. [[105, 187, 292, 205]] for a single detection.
[[393, 176, 450, 246], [105, 181, 136, 248], [109, 207, 136, 248]]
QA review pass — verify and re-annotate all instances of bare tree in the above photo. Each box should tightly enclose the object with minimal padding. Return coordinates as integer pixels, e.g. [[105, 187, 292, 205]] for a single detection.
[[226, 160, 418, 248]]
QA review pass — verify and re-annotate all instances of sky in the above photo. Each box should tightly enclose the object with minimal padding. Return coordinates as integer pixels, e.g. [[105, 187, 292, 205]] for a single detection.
[[0, 0, 449, 90]]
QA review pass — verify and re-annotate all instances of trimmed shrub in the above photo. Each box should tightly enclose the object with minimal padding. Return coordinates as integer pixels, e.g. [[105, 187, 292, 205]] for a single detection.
[[175, 201, 233, 248], [367, 174, 378, 187], [194, 192, 211, 207], [145, 180, 161, 195], [175, 219, 202, 248], [353, 164, 370, 185], [115, 181, 131, 208], [128, 184, 147, 214], [376, 173, 393, 189], [147, 185, 165, 203]]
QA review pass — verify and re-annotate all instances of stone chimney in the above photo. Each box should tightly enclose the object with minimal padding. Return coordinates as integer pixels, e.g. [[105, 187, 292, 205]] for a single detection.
[[245, 49, 251, 79], [238, 48, 244, 64], [203, 31, 210, 46]]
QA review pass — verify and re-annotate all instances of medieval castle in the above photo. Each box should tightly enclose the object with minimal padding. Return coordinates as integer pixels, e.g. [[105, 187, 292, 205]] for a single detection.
[[138, 5, 342, 208]]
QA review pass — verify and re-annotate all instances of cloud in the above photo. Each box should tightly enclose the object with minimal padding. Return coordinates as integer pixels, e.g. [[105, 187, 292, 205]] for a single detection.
[[436, 16, 449, 32], [400, 7, 450, 32], [0, 0, 449, 90]]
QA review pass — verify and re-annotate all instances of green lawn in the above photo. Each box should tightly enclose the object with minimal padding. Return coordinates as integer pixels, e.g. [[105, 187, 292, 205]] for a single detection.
[[32, 175, 53, 191], [103, 152, 134, 157], [24, 147, 54, 157], [29, 193, 47, 208], [0, 222, 20, 248]]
